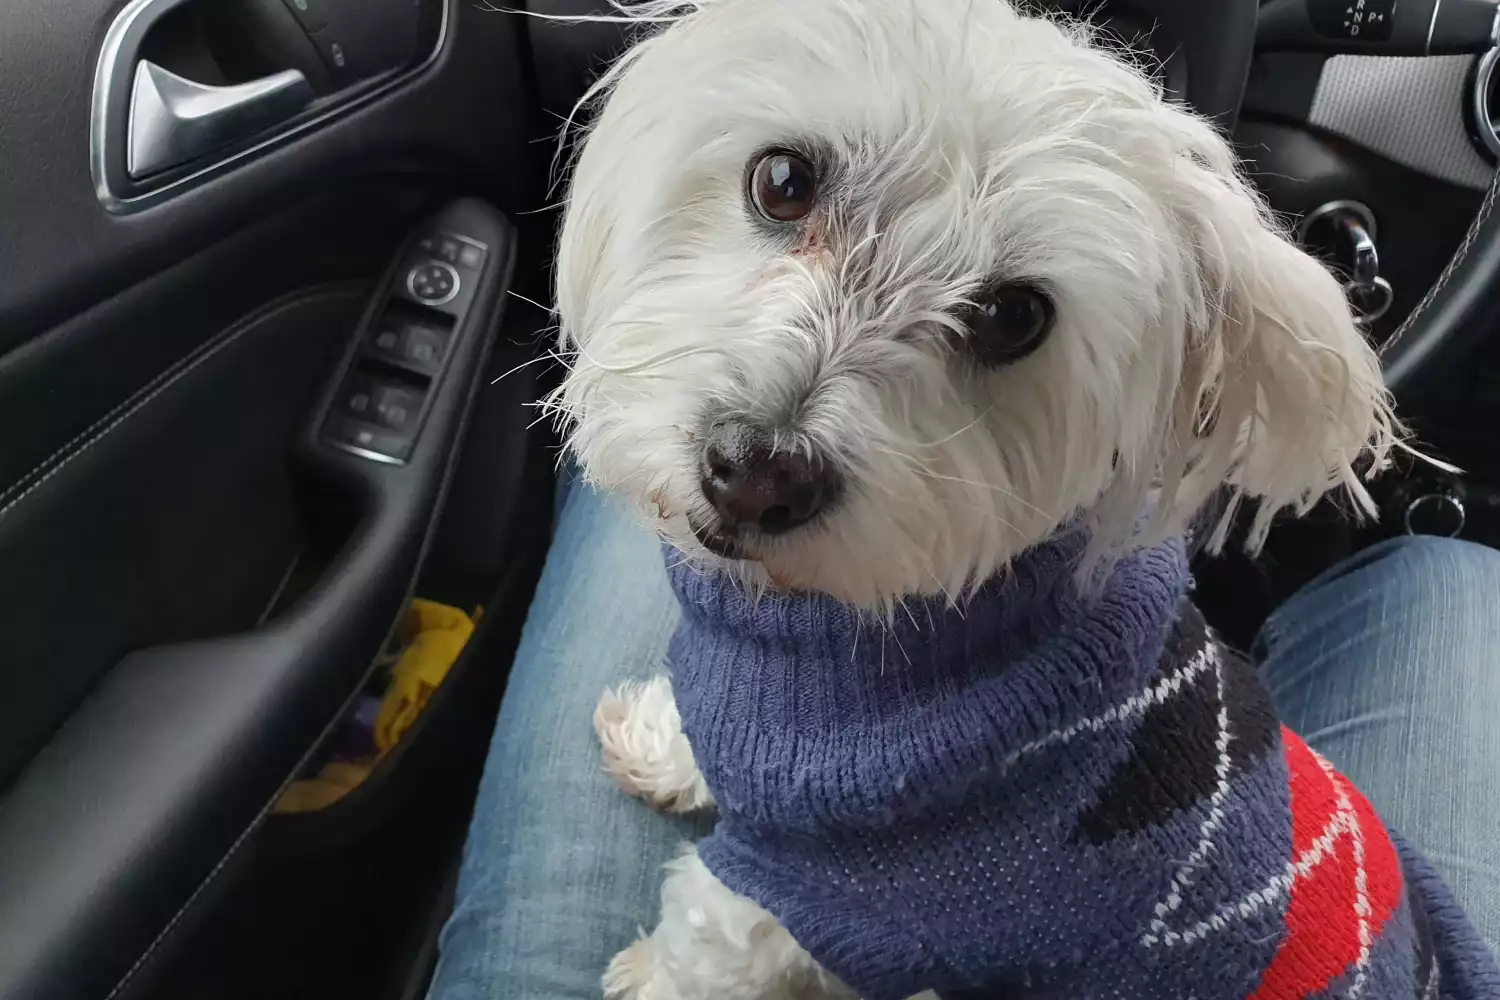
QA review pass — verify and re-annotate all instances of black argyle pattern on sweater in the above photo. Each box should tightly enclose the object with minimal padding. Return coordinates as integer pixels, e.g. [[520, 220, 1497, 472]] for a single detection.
[[1075, 605, 1279, 844]]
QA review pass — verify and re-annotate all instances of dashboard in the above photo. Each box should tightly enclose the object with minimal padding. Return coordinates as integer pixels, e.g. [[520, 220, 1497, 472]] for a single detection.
[[1240, 51, 1492, 346], [1236, 50, 1500, 539], [1291, 54, 1492, 190]]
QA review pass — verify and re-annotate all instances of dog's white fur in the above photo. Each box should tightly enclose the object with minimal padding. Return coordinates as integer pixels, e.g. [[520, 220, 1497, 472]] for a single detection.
[[602, 845, 867, 1000], [548, 0, 1402, 995], [596, 676, 714, 813]]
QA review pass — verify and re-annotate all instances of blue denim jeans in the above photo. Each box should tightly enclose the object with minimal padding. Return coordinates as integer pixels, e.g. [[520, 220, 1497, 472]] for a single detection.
[[427, 480, 1500, 999]]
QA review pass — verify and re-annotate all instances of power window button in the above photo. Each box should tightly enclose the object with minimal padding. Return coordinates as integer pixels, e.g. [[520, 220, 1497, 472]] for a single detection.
[[342, 385, 376, 420], [339, 378, 425, 433], [370, 384, 424, 433], [366, 319, 447, 373], [401, 326, 447, 372], [372, 326, 402, 356], [367, 319, 449, 373]]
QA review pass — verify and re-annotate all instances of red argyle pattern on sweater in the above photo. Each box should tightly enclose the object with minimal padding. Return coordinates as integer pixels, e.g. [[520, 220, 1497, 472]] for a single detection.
[[1250, 729, 1405, 1000]]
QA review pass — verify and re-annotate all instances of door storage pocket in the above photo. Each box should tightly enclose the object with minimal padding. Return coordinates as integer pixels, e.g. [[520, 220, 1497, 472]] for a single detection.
[[273, 597, 477, 815]]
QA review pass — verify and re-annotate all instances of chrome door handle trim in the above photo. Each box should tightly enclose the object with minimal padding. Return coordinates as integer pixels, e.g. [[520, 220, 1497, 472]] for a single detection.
[[127, 62, 314, 178], [90, 0, 190, 206], [88, 0, 451, 215]]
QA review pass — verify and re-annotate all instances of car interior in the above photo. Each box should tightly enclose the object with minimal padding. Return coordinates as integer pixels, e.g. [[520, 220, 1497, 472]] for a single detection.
[[1, 0, 1498, 997]]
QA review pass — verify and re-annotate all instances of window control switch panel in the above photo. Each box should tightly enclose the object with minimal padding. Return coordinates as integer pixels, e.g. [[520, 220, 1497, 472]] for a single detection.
[[317, 216, 502, 466]]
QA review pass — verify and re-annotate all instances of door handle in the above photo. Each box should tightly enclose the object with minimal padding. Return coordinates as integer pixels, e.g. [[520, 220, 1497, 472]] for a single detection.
[[127, 60, 314, 178]]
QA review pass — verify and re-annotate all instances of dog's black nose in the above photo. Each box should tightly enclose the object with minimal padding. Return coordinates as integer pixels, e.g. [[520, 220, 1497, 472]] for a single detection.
[[700, 422, 840, 535]]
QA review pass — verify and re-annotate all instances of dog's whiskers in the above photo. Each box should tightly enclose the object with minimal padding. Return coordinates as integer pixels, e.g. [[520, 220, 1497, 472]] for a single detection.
[[489, 351, 559, 386], [505, 289, 556, 314], [882, 442, 1053, 524], [862, 441, 1035, 532]]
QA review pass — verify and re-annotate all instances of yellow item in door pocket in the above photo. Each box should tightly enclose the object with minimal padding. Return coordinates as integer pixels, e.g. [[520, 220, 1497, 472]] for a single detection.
[[272, 598, 476, 814], [273, 760, 375, 814], [374, 598, 476, 753]]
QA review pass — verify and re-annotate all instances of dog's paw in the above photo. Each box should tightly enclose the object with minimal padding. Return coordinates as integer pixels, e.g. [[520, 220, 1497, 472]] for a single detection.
[[603, 937, 675, 1000], [595, 676, 714, 813]]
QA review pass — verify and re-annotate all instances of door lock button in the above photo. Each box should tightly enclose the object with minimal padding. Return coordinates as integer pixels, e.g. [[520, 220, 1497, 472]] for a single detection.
[[278, 0, 328, 31]]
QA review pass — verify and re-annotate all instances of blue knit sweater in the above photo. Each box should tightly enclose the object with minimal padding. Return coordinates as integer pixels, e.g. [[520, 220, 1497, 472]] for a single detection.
[[663, 532, 1500, 1000]]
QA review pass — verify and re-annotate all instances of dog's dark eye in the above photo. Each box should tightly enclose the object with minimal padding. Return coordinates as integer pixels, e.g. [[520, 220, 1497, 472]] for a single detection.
[[749, 152, 818, 223], [958, 283, 1055, 366]]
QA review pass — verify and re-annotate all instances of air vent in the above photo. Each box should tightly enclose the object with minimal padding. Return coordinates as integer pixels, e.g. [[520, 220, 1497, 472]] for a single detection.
[[1466, 48, 1500, 163]]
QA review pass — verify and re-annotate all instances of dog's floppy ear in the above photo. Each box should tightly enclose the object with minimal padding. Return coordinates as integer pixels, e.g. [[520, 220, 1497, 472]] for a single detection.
[[1149, 115, 1401, 554]]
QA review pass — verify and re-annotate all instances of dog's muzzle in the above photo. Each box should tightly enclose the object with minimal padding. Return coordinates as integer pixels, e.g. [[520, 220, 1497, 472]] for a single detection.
[[695, 419, 843, 555]]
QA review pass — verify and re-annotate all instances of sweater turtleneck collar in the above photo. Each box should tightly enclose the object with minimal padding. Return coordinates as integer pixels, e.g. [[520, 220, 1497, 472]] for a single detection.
[[664, 530, 1193, 832]]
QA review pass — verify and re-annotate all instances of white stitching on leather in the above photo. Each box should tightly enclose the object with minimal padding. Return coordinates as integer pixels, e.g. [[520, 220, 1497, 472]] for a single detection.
[[0, 386, 167, 510], [1379, 168, 1500, 359], [100, 281, 502, 1000], [0, 285, 362, 526]]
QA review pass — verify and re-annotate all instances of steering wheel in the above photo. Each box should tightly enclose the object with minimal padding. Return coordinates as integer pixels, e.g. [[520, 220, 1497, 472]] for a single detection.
[[1056, 0, 1500, 410], [1377, 181, 1500, 406]]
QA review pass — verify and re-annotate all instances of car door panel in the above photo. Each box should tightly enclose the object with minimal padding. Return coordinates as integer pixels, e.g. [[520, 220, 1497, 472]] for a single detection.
[[0, 0, 533, 343], [0, 282, 367, 787], [0, 184, 432, 514], [0, 0, 552, 995], [0, 196, 520, 1000], [1, 215, 515, 1000]]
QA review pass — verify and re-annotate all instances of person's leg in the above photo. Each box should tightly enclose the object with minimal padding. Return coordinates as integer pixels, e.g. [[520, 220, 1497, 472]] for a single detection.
[[427, 479, 709, 1000], [1257, 535, 1500, 953]]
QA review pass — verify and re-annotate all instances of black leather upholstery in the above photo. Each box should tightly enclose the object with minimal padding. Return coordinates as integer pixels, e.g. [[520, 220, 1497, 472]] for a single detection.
[[0, 0, 545, 995], [526, 1, 633, 126], [0, 201, 518, 1000], [0, 285, 366, 1000], [0, 189, 432, 785]]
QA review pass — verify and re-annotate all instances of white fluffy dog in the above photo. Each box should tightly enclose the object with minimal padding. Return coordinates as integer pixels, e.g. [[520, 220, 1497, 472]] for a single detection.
[[545, 0, 1400, 997]]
